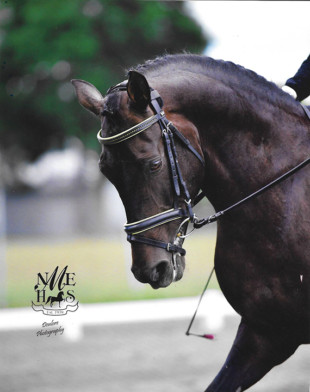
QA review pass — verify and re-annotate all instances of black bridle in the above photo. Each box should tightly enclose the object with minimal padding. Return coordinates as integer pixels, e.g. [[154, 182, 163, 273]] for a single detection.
[[97, 81, 205, 260]]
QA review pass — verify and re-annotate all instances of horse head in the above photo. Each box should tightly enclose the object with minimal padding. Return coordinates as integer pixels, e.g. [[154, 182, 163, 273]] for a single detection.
[[72, 71, 204, 289]]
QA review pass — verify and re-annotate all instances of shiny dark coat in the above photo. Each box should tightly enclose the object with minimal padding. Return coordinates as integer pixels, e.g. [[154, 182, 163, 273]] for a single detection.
[[72, 54, 310, 392]]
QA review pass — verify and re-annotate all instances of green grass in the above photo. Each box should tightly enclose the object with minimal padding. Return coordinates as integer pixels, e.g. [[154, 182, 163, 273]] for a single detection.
[[5, 233, 218, 308]]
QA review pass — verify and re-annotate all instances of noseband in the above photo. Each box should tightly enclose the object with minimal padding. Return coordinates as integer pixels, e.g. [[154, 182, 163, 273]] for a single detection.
[[97, 80, 205, 258]]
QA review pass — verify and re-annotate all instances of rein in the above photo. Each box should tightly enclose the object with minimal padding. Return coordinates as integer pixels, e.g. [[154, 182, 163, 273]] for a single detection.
[[194, 156, 310, 228]]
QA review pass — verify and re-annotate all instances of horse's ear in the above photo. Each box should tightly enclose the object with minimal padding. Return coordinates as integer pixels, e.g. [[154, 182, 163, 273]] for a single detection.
[[127, 71, 151, 108], [71, 79, 103, 116]]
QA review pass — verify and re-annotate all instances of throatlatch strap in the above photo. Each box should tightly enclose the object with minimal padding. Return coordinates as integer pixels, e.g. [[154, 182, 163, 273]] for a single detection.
[[167, 122, 205, 166], [168, 129, 194, 219], [163, 130, 181, 197]]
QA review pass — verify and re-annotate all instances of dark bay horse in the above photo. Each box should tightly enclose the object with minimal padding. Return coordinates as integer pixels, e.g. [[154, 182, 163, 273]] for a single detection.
[[72, 54, 309, 391]]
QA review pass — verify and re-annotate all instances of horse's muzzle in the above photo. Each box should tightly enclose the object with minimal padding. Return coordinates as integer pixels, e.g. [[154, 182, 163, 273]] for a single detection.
[[131, 255, 185, 289]]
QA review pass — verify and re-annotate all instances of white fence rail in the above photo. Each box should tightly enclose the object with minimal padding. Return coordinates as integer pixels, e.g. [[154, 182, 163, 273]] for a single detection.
[[0, 291, 237, 341]]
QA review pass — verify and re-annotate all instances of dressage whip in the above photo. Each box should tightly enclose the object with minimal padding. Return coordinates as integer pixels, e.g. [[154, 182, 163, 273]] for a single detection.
[[185, 266, 215, 340]]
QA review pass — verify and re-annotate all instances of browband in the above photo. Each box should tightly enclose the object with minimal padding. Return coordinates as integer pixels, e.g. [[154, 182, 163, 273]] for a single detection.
[[97, 113, 164, 145]]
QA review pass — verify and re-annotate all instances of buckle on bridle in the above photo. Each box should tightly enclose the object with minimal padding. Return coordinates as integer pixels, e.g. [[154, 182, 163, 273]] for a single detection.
[[166, 121, 172, 130], [162, 120, 172, 136]]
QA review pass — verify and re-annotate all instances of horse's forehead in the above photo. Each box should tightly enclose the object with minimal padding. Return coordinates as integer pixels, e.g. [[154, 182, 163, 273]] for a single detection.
[[104, 92, 125, 113]]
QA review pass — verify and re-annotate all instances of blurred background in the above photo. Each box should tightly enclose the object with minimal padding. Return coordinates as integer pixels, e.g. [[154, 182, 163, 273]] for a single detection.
[[0, 1, 309, 391], [0, 0, 214, 309]]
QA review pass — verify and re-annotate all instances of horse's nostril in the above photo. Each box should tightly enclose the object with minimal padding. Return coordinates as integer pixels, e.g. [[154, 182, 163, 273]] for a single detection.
[[150, 261, 169, 282], [131, 260, 172, 286]]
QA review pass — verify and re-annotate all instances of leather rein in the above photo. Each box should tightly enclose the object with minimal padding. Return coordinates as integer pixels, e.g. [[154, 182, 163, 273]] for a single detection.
[[98, 80, 310, 260]]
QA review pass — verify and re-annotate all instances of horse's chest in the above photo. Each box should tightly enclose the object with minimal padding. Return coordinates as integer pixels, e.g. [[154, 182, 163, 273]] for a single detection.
[[214, 240, 305, 328]]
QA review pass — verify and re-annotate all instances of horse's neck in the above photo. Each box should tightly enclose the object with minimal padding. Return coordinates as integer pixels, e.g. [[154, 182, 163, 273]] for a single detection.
[[163, 75, 309, 210]]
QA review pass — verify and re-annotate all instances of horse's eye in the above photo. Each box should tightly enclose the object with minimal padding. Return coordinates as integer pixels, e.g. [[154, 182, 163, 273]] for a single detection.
[[150, 159, 162, 172]]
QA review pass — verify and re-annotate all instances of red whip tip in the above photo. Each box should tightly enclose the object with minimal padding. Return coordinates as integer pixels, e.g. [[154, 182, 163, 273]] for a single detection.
[[203, 334, 214, 340]]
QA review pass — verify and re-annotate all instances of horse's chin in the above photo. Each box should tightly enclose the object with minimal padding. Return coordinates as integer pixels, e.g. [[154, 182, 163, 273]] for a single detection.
[[149, 254, 185, 290]]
